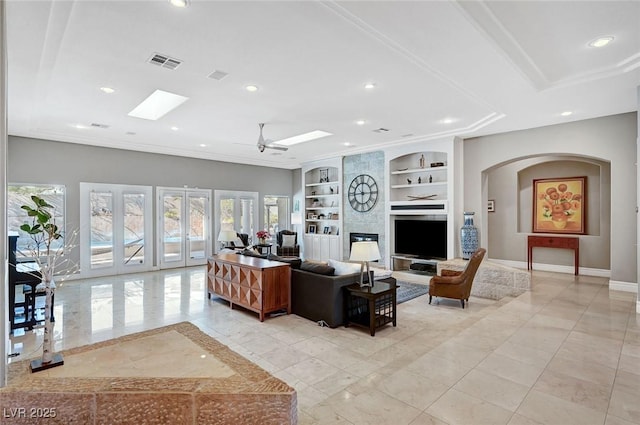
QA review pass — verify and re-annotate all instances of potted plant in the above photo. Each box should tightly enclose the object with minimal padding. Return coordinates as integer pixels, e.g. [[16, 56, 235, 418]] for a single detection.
[[256, 230, 271, 245], [20, 195, 73, 372]]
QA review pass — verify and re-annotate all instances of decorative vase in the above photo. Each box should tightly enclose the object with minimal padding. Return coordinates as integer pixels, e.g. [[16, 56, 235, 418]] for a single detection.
[[258, 238, 266, 245], [460, 211, 478, 260]]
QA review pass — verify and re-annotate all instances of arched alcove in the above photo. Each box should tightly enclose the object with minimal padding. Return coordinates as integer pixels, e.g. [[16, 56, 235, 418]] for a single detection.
[[484, 155, 610, 271]]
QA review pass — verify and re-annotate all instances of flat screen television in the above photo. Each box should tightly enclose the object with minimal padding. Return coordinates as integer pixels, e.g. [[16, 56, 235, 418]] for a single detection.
[[394, 219, 447, 260]]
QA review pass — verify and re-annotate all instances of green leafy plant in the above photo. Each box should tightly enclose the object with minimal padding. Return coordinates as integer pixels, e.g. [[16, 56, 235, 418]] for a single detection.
[[20, 195, 62, 268]]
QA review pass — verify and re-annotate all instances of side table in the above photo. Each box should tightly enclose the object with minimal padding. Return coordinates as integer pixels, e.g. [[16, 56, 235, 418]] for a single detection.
[[344, 280, 397, 336], [254, 243, 273, 255]]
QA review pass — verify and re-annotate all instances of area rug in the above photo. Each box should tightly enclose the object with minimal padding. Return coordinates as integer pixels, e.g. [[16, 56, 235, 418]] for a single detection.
[[396, 280, 430, 304], [2, 322, 296, 425]]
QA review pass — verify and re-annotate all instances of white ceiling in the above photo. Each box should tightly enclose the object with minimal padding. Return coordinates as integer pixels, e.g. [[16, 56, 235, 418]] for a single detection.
[[6, 1, 639, 170]]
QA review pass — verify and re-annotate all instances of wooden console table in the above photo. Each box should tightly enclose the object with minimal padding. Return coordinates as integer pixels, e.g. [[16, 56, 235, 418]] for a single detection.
[[207, 253, 291, 321], [527, 235, 579, 275]]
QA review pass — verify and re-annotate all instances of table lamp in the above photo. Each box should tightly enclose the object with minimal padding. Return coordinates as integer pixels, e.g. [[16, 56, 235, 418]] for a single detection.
[[217, 230, 237, 249], [349, 241, 381, 287]]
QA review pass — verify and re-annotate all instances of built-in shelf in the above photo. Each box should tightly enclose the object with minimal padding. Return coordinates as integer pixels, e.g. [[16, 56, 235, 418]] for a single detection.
[[303, 164, 342, 261], [390, 182, 447, 189], [391, 166, 447, 175]]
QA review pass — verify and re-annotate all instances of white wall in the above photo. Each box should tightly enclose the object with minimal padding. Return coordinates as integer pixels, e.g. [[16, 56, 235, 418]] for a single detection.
[[465, 112, 637, 286], [1, 0, 8, 387]]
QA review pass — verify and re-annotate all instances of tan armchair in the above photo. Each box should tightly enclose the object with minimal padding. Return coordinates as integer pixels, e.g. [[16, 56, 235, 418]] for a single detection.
[[429, 248, 486, 308]]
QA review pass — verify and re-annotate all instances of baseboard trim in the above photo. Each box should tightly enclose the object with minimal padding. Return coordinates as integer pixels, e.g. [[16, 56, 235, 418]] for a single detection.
[[609, 280, 638, 293], [490, 259, 610, 278], [637, 300, 640, 314]]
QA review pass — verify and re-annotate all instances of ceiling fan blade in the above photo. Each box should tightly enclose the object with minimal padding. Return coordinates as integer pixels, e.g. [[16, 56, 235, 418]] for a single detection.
[[264, 144, 288, 151]]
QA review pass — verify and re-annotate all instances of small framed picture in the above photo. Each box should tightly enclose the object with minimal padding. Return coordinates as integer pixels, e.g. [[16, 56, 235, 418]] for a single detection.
[[323, 226, 330, 234], [308, 225, 316, 234], [488, 199, 495, 212], [310, 214, 318, 219], [319, 168, 329, 183]]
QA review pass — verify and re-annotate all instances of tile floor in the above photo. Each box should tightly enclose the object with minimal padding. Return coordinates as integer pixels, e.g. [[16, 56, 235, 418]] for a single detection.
[[8, 267, 640, 425]]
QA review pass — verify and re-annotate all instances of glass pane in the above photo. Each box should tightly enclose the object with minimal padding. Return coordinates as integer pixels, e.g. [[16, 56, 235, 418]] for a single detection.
[[189, 195, 206, 260], [163, 194, 183, 262], [240, 198, 254, 240], [124, 193, 145, 266], [90, 191, 114, 269], [220, 198, 234, 232], [7, 185, 65, 260]]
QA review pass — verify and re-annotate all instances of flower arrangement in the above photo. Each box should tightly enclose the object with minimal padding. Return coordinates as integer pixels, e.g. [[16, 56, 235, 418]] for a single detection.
[[539, 183, 582, 228], [256, 230, 271, 240]]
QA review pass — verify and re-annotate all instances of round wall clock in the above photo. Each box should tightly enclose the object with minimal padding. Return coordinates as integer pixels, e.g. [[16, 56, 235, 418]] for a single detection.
[[348, 174, 378, 212]]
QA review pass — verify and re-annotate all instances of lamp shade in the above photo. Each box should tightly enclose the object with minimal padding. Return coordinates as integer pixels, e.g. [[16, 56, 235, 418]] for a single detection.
[[217, 230, 237, 242], [349, 241, 381, 262]]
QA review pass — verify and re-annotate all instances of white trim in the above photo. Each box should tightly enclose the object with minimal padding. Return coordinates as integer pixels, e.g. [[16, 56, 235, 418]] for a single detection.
[[637, 300, 640, 314], [490, 259, 611, 277], [609, 280, 638, 293]]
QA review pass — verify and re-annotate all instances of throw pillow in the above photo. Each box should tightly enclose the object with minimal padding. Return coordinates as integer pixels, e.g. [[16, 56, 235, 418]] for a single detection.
[[300, 261, 335, 275], [370, 266, 393, 280], [282, 234, 296, 248], [328, 259, 361, 275]]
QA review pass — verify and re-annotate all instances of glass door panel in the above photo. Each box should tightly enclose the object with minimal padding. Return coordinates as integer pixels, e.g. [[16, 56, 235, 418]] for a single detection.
[[159, 188, 211, 269], [81, 183, 153, 278], [90, 191, 114, 269], [187, 193, 208, 265], [161, 192, 184, 267], [123, 193, 145, 266]]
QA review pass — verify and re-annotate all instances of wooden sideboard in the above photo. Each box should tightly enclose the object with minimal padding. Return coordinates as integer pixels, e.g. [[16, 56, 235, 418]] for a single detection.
[[527, 235, 579, 275], [207, 253, 291, 321]]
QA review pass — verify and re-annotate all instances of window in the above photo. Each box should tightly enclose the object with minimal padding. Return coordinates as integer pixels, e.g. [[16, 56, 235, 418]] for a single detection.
[[8, 184, 66, 260], [263, 196, 290, 238]]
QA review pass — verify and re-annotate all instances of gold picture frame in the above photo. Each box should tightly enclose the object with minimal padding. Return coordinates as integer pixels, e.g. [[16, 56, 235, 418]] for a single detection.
[[533, 176, 586, 234]]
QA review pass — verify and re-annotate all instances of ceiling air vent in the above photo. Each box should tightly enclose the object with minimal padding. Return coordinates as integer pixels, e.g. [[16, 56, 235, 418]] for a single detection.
[[372, 128, 389, 133], [148, 53, 182, 70], [90, 123, 110, 129], [208, 70, 229, 81]]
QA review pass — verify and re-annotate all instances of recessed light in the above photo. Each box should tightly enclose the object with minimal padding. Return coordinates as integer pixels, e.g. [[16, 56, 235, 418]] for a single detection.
[[440, 117, 456, 124], [100, 87, 115, 94], [274, 130, 333, 146], [343, 142, 352, 146], [170, 126, 179, 131], [128, 89, 189, 121], [199, 144, 207, 147], [169, 0, 189, 8], [245, 85, 259, 92], [560, 111, 573, 117], [73, 124, 86, 129], [364, 83, 376, 89], [588, 36, 614, 48], [356, 120, 366, 126]]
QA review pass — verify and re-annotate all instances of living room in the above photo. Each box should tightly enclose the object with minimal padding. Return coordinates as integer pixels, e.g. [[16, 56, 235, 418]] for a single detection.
[[2, 1, 640, 424]]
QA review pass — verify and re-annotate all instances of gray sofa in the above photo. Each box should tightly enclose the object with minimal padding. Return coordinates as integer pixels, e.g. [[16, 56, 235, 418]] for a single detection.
[[291, 263, 396, 328]]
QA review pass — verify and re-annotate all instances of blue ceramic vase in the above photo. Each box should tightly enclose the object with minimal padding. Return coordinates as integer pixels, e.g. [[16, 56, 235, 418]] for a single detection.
[[460, 211, 478, 260]]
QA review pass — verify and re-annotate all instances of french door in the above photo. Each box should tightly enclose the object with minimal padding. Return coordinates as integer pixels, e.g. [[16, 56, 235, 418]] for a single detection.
[[80, 183, 153, 277], [158, 188, 211, 269]]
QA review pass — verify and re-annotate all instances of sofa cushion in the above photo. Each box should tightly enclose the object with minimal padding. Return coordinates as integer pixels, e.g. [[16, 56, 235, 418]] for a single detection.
[[300, 261, 335, 275], [328, 259, 361, 275], [267, 254, 302, 269]]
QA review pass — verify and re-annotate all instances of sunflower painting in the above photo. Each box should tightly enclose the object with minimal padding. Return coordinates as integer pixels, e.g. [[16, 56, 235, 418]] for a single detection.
[[533, 177, 586, 234]]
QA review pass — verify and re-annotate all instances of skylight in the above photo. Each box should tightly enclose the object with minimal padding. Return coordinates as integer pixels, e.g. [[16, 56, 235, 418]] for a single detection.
[[128, 90, 189, 121], [274, 130, 333, 146]]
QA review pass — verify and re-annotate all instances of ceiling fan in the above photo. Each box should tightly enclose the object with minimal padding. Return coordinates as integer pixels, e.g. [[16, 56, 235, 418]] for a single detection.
[[257, 123, 288, 153]]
